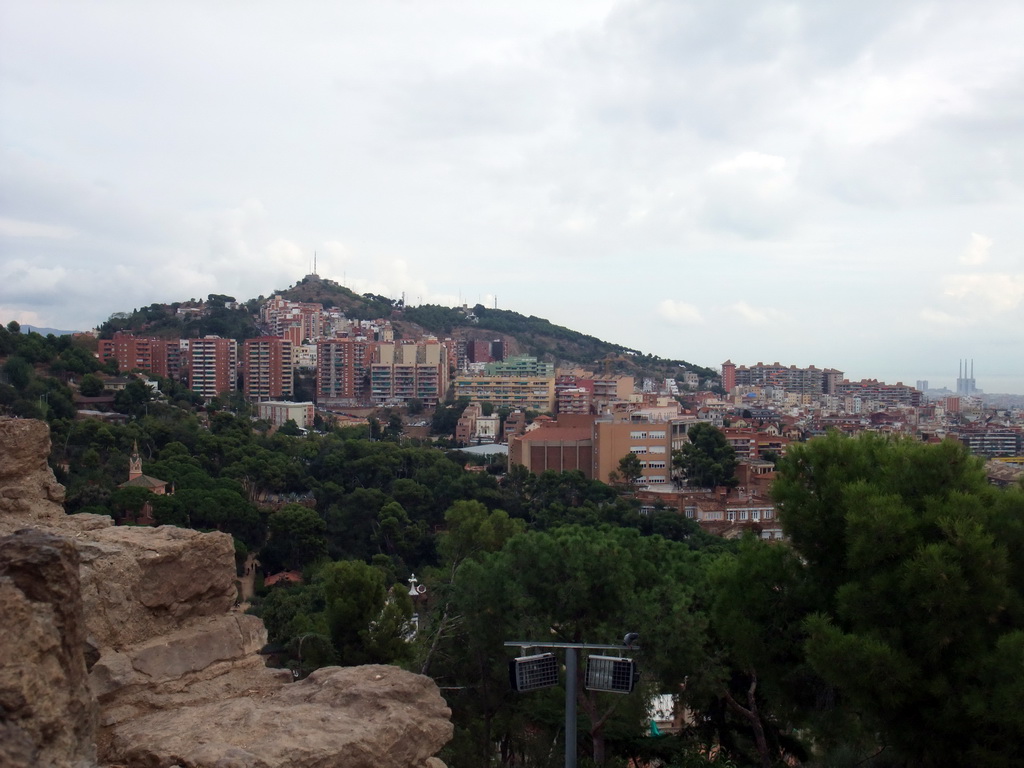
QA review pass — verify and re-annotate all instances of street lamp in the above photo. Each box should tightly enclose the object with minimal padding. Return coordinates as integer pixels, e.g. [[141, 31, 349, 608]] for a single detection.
[[408, 573, 427, 634], [505, 637, 640, 768]]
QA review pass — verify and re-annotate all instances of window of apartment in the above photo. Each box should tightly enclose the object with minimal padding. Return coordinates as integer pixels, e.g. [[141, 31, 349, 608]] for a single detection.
[[685, 508, 695, 519], [647, 475, 666, 483], [648, 431, 666, 439], [630, 446, 647, 455], [763, 509, 773, 519], [739, 511, 749, 521], [639, 505, 655, 516], [647, 461, 666, 469], [630, 431, 647, 440], [648, 446, 666, 454], [727, 511, 735, 521]]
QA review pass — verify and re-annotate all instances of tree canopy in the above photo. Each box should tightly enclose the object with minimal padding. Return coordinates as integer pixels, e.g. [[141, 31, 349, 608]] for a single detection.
[[673, 422, 738, 488], [775, 432, 1024, 766]]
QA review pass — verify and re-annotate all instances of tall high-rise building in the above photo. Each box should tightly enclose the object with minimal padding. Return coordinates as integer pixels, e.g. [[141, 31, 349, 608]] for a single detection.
[[317, 337, 375, 407], [370, 339, 448, 406], [186, 336, 237, 401], [243, 336, 294, 403], [721, 360, 737, 392]]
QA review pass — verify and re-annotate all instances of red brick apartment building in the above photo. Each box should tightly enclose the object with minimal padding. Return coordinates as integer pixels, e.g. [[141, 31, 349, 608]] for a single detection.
[[185, 336, 236, 401], [242, 337, 294, 403], [99, 332, 181, 378]]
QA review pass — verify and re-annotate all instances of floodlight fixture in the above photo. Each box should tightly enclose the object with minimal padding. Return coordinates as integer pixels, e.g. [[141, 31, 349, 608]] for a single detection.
[[509, 652, 560, 692], [585, 655, 639, 694]]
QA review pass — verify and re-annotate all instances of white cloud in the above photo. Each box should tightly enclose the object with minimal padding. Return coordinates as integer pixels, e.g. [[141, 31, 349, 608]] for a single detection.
[[961, 232, 993, 265], [730, 301, 790, 326], [942, 273, 1024, 312], [711, 151, 787, 175], [919, 308, 965, 326], [657, 299, 704, 325], [0, 217, 76, 239]]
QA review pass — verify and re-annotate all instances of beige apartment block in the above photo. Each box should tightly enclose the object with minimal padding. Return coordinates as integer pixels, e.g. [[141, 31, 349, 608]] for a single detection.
[[371, 340, 448, 406], [453, 374, 556, 413]]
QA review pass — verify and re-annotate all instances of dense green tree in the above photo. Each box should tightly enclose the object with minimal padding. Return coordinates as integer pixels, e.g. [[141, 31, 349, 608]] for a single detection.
[[704, 538, 820, 767], [673, 422, 738, 488], [437, 526, 706, 766], [613, 452, 644, 488], [263, 504, 327, 572], [276, 418, 302, 436], [3, 355, 33, 389], [78, 373, 105, 397], [320, 560, 413, 665], [775, 433, 1024, 766]]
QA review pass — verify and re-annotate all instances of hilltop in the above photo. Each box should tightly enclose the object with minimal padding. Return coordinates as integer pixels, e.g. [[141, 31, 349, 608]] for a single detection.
[[93, 273, 715, 381]]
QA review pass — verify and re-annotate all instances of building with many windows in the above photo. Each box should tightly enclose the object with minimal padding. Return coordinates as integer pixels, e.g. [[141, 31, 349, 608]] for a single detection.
[[98, 332, 181, 379], [453, 374, 556, 412], [370, 340, 448, 407], [316, 337, 375, 407], [184, 336, 236, 401], [256, 400, 315, 430], [242, 337, 293, 403], [724, 361, 843, 396]]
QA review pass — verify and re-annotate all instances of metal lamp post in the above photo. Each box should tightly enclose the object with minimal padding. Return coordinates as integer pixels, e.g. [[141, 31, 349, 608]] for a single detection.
[[505, 640, 640, 768]]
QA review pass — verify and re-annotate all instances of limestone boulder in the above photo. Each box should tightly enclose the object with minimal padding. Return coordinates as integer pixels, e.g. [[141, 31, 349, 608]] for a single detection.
[[0, 418, 65, 524], [76, 524, 239, 649], [0, 529, 97, 768], [106, 664, 454, 768]]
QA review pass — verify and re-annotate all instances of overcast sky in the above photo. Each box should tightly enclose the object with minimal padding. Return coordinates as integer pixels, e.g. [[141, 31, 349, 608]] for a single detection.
[[2, 1, 1023, 393]]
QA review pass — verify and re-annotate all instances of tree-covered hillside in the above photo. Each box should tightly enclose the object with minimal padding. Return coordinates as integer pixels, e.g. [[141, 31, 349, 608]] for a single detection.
[[89, 276, 717, 380], [402, 303, 716, 380], [96, 295, 259, 340]]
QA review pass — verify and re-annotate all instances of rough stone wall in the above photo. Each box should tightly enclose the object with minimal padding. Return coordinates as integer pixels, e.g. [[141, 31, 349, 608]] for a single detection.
[[0, 418, 453, 768], [0, 530, 97, 768]]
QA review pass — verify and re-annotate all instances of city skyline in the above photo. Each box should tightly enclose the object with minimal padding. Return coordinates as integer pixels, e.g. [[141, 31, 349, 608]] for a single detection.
[[2, 2, 1023, 393]]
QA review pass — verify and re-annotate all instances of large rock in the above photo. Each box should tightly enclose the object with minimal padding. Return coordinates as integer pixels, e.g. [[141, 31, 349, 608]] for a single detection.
[[107, 665, 453, 768], [76, 524, 239, 649], [0, 418, 66, 524], [0, 418, 454, 768], [0, 529, 97, 768]]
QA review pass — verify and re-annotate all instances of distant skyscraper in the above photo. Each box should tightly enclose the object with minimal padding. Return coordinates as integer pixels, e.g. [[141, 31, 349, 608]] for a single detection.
[[916, 380, 929, 392]]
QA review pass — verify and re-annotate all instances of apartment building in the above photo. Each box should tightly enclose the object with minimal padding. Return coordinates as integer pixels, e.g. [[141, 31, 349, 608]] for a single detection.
[[256, 401, 315, 429], [724, 361, 843, 396], [593, 416, 675, 485], [185, 336, 237, 401], [98, 332, 181, 379], [370, 340, 448, 407], [316, 337, 375, 407], [453, 374, 556, 412], [242, 336, 294, 403], [260, 295, 324, 342], [484, 355, 554, 377], [834, 379, 923, 408]]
